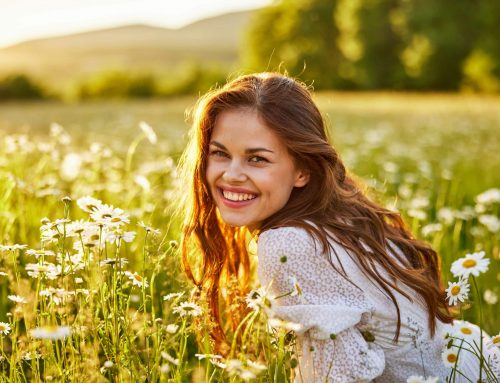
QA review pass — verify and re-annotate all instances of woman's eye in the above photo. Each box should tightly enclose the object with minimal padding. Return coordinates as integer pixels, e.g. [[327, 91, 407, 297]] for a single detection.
[[249, 156, 268, 163], [210, 150, 228, 158]]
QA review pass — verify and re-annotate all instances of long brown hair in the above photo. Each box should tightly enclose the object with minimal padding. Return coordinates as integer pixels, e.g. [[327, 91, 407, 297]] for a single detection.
[[178, 72, 452, 353]]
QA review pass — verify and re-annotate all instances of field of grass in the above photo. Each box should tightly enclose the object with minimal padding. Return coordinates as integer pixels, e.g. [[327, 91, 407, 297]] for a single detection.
[[0, 93, 499, 382]]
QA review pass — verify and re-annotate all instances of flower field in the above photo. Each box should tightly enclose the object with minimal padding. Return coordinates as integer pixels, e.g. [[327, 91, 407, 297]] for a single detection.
[[0, 93, 499, 382]]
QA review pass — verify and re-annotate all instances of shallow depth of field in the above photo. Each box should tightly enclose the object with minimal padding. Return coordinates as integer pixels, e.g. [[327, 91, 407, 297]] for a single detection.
[[0, 93, 499, 382]]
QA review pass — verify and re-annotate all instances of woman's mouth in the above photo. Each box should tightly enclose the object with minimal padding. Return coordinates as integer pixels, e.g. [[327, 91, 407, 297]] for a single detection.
[[218, 188, 258, 207]]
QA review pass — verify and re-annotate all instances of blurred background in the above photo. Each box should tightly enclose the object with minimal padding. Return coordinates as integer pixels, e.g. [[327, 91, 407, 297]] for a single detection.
[[1, 0, 500, 102]]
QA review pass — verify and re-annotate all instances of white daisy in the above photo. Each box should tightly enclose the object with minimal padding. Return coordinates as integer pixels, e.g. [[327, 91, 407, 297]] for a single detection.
[[173, 301, 202, 317], [441, 348, 459, 368], [138, 221, 161, 235], [246, 287, 273, 311], [445, 278, 470, 305], [8, 295, 27, 304], [0, 244, 27, 251], [483, 289, 498, 305], [159, 364, 170, 374], [486, 333, 500, 350], [76, 196, 103, 213], [165, 324, 179, 334], [0, 271, 8, 277], [30, 325, 71, 340], [451, 321, 477, 340], [25, 262, 59, 280], [268, 318, 303, 332], [161, 351, 180, 366], [124, 271, 148, 288], [450, 251, 490, 278], [0, 322, 11, 335], [91, 204, 130, 227]]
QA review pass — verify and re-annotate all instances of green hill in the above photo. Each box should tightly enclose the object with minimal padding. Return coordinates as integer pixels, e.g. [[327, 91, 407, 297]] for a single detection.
[[0, 10, 254, 89]]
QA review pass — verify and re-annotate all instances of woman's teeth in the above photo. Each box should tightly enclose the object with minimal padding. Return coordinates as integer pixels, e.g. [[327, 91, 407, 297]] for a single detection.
[[222, 190, 257, 201]]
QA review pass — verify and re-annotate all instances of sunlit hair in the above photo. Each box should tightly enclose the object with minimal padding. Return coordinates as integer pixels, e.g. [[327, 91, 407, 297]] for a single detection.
[[178, 72, 452, 354]]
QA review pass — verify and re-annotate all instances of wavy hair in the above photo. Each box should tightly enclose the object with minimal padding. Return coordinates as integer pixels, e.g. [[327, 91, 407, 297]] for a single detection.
[[178, 72, 452, 353]]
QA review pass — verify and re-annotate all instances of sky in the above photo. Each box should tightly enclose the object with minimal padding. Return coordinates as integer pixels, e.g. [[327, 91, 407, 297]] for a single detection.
[[0, 0, 273, 48]]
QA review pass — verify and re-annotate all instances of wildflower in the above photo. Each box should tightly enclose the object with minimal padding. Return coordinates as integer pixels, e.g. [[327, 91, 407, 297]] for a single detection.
[[165, 324, 179, 334], [159, 364, 170, 374], [445, 278, 470, 305], [22, 351, 42, 360], [77, 196, 103, 213], [0, 244, 27, 251], [484, 289, 498, 305], [161, 351, 180, 366], [26, 262, 59, 280], [173, 301, 202, 317], [246, 287, 274, 312], [195, 353, 223, 361], [486, 333, 500, 350], [66, 220, 88, 236], [139, 121, 157, 145], [289, 276, 302, 297], [124, 271, 148, 288], [104, 230, 136, 245], [91, 204, 130, 227], [26, 249, 56, 258], [476, 188, 500, 206], [41, 228, 62, 243], [30, 325, 71, 340], [138, 221, 161, 235], [0, 322, 11, 335], [0, 271, 8, 277], [103, 361, 114, 368], [60, 153, 82, 181], [163, 292, 184, 301], [437, 207, 455, 225], [441, 348, 459, 368], [407, 208, 427, 221], [421, 223, 442, 237], [407, 376, 439, 383], [225, 359, 257, 381], [8, 295, 27, 304], [451, 321, 477, 340], [478, 214, 500, 233], [451, 251, 490, 278]]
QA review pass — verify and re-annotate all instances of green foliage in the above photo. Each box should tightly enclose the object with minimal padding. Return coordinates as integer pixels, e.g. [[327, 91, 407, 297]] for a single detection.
[[0, 74, 51, 101], [244, 0, 500, 91]]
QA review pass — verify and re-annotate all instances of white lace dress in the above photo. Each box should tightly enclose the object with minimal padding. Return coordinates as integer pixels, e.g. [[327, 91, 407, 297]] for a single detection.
[[257, 226, 499, 383]]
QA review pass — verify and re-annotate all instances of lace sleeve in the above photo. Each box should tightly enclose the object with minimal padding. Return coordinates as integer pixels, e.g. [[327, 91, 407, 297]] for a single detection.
[[257, 226, 385, 383]]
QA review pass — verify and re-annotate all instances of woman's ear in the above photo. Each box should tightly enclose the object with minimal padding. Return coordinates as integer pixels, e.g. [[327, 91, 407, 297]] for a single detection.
[[294, 169, 310, 188]]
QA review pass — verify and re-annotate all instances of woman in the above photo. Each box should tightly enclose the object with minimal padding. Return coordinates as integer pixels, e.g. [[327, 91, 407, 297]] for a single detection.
[[178, 72, 498, 382]]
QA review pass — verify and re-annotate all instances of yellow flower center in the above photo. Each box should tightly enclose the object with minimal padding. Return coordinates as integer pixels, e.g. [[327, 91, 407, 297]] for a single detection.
[[451, 286, 461, 296], [493, 337, 500, 345], [460, 327, 472, 335], [447, 354, 457, 363], [462, 259, 477, 268]]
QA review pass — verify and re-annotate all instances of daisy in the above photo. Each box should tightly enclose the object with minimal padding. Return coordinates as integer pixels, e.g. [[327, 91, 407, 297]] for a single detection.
[[445, 278, 470, 305], [268, 318, 303, 332], [451, 251, 490, 278], [451, 321, 477, 340], [124, 271, 148, 288], [161, 351, 180, 366], [159, 364, 170, 374], [138, 221, 161, 235], [8, 295, 27, 304], [0, 322, 11, 335], [441, 348, 459, 368], [486, 333, 500, 350], [91, 204, 130, 227], [76, 196, 103, 213], [0, 244, 27, 251], [30, 325, 71, 340], [26, 249, 56, 258], [25, 262, 59, 280], [0, 271, 8, 277], [173, 301, 202, 317], [165, 324, 179, 334]]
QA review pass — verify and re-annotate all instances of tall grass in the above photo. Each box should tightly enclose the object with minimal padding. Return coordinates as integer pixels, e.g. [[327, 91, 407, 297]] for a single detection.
[[0, 94, 498, 382]]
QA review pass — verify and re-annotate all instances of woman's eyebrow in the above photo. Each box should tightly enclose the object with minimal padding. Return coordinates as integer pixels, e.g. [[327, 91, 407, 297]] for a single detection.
[[209, 141, 274, 154]]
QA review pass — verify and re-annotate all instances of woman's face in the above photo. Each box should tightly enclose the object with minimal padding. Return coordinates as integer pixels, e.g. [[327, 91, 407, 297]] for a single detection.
[[205, 108, 308, 230]]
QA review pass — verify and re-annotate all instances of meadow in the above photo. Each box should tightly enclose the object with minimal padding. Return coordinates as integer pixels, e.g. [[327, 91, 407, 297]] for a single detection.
[[0, 93, 499, 382]]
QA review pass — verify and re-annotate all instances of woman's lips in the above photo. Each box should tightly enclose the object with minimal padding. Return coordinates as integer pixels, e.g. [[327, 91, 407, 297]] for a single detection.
[[218, 187, 258, 208]]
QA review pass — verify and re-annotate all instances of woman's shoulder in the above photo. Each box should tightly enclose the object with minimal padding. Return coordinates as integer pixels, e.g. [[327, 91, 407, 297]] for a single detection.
[[257, 225, 318, 257]]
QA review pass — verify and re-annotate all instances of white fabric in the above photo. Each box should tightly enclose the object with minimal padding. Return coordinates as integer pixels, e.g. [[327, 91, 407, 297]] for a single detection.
[[257, 226, 500, 383]]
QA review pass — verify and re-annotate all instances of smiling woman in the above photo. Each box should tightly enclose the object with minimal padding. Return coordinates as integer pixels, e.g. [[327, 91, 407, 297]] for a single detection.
[[177, 73, 499, 382]]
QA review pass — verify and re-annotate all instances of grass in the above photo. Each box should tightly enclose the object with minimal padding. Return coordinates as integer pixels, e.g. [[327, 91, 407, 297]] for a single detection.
[[0, 93, 498, 382]]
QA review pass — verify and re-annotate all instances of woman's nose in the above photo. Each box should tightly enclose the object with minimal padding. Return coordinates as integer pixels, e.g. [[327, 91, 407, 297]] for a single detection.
[[222, 160, 247, 183]]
